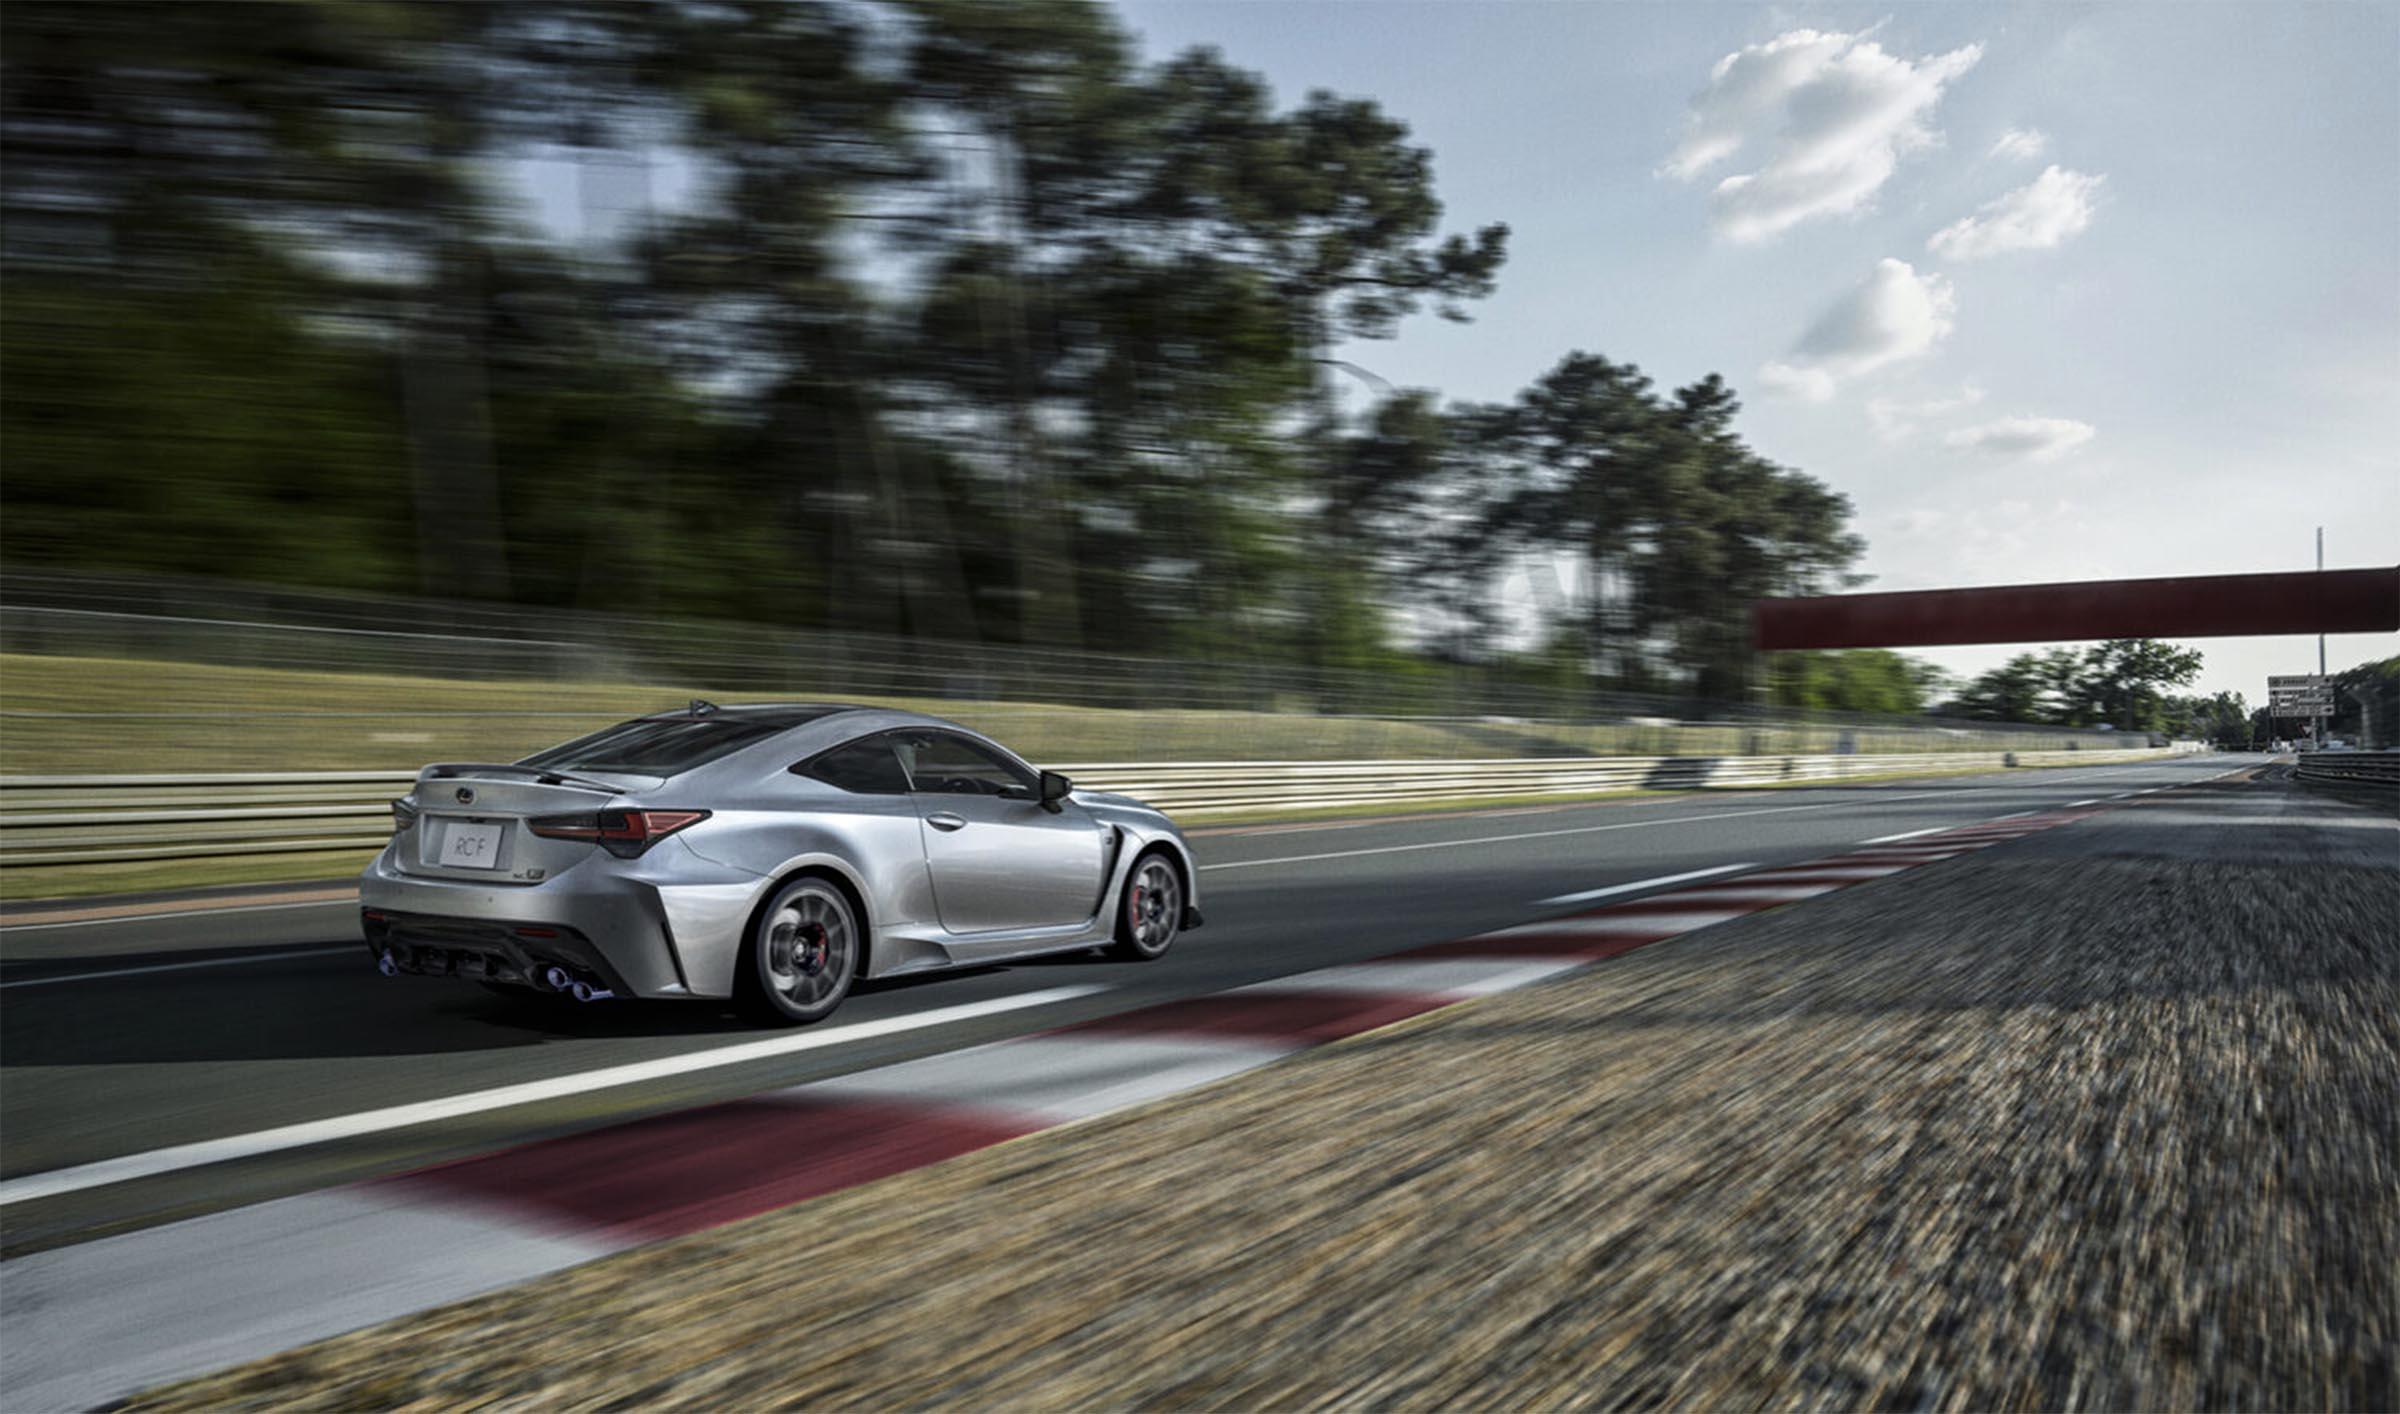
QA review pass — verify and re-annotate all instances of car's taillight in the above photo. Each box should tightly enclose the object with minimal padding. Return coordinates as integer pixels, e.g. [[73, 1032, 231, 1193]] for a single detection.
[[600, 809, 710, 857], [390, 799, 418, 834], [528, 812, 601, 841], [531, 809, 709, 857]]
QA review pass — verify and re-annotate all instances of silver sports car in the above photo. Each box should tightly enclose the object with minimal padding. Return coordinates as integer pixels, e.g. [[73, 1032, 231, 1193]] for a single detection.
[[360, 703, 1201, 1024]]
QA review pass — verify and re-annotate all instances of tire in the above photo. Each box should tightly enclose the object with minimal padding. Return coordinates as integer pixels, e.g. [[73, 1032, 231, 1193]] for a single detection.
[[737, 874, 862, 1026], [1108, 849, 1183, 961]]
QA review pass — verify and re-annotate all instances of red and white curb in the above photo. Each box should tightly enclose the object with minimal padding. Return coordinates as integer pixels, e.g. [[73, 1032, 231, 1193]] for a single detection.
[[0, 807, 2095, 1409]]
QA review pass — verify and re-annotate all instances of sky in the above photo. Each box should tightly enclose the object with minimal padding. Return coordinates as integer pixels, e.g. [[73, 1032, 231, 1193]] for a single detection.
[[1111, 0, 2400, 702]]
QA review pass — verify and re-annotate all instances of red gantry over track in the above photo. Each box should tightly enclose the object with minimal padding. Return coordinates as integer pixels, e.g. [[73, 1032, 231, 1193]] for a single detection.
[[1753, 565, 2400, 651]]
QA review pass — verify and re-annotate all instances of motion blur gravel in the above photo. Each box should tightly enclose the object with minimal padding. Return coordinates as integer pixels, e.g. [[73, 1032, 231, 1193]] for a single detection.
[[133, 774, 2399, 1411]]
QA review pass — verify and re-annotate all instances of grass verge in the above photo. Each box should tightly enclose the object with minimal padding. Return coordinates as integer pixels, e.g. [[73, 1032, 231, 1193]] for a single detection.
[[0, 850, 383, 905], [2, 652, 2107, 774]]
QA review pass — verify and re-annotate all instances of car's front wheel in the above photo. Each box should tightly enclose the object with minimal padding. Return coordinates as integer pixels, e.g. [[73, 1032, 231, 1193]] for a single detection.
[[1109, 850, 1183, 961], [739, 875, 860, 1025]]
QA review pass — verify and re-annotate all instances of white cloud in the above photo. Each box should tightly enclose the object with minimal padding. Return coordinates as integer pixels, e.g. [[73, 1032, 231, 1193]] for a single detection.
[[1989, 127, 2048, 161], [1865, 383, 1986, 442], [1761, 258, 1957, 401], [1943, 415, 2098, 461], [1927, 166, 2105, 260], [1863, 497, 2099, 591], [1663, 28, 1984, 244]]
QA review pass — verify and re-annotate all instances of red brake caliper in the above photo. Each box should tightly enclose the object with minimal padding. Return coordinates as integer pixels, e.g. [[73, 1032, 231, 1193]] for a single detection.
[[795, 921, 829, 975]]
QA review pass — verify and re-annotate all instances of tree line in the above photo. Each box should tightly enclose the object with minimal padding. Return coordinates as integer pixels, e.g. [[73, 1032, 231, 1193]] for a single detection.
[[3, 0, 1883, 708], [1944, 645, 2400, 747], [7, 1, 2288, 731], [1945, 641, 2207, 734], [1940, 638, 2252, 743]]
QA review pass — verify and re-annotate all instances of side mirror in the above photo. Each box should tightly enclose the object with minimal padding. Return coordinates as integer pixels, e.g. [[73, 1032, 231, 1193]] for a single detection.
[[1038, 770, 1073, 812]]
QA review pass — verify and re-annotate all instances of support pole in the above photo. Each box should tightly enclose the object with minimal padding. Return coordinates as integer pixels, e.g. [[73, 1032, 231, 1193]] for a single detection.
[[2316, 528, 2326, 749]]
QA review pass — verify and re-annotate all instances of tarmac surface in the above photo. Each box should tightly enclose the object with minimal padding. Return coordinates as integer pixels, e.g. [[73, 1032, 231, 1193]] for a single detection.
[[1, 755, 2236, 1255], [120, 762, 2400, 1412]]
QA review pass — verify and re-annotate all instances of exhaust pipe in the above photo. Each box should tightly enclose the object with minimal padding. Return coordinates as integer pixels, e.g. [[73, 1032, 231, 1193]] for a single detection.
[[570, 980, 616, 1003], [542, 965, 573, 992], [377, 951, 400, 977]]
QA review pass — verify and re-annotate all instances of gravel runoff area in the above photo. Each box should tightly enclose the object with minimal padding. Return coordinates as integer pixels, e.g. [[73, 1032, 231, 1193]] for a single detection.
[[135, 774, 2399, 1412]]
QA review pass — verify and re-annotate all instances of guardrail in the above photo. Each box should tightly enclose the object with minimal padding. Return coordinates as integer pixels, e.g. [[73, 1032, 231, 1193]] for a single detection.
[[0, 747, 2186, 868], [2293, 751, 2400, 789]]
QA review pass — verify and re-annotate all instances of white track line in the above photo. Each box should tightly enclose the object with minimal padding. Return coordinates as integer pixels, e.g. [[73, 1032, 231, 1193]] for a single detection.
[[0, 985, 1105, 1209], [1667, 883, 1845, 904], [1536, 863, 1755, 907], [1858, 826, 1946, 844], [1238, 957, 1583, 998], [1478, 909, 1755, 940], [1737, 865, 1915, 883], [0, 946, 358, 991], [0, 899, 351, 933], [1199, 771, 2155, 873]]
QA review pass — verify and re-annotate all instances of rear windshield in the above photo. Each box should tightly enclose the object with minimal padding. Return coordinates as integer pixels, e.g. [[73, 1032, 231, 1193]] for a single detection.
[[520, 718, 792, 776]]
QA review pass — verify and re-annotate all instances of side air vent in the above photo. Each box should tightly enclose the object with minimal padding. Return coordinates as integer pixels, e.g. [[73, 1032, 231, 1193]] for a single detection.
[[1093, 826, 1126, 915]]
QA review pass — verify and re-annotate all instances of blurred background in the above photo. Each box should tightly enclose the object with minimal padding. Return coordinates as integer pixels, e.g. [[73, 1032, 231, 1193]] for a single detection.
[[3, 1, 2393, 803]]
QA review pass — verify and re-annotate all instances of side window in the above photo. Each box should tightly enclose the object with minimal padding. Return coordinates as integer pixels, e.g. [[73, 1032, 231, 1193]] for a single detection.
[[797, 735, 910, 795], [893, 732, 1036, 798]]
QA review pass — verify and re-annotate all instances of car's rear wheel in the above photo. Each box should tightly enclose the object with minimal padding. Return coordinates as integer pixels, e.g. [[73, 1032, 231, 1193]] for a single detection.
[[739, 875, 860, 1025], [1109, 850, 1183, 961]]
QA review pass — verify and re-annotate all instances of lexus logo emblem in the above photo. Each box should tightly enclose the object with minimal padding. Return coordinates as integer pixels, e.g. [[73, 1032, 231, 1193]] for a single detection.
[[454, 787, 475, 805]]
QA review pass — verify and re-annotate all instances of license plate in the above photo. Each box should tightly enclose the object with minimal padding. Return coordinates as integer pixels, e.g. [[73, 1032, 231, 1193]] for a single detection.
[[438, 820, 504, 869]]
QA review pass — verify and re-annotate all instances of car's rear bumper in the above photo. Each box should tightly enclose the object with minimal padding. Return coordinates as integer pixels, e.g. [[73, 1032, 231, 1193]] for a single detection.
[[361, 908, 638, 996], [357, 839, 768, 999]]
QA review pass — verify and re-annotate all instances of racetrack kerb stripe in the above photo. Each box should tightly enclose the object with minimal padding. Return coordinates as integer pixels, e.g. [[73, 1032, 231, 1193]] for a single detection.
[[391, 1097, 1040, 1244]]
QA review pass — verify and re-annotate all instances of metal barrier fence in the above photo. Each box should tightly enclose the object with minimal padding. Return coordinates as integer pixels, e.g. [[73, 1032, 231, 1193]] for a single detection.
[[0, 747, 2186, 868], [0, 702, 2135, 777], [2293, 751, 2400, 789], [0, 590, 1587, 715]]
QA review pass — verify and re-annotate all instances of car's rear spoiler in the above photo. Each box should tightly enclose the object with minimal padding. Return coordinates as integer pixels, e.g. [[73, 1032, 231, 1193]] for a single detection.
[[418, 763, 627, 794]]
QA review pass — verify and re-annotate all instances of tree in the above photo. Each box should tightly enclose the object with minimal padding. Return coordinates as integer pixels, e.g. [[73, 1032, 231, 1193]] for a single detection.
[[2328, 655, 2399, 747], [3, 0, 1899, 717], [2083, 639, 2204, 732], [2158, 690, 2251, 748], [1469, 353, 1860, 699], [881, 12, 1512, 663], [1947, 640, 2203, 730], [1948, 655, 2050, 723], [1769, 650, 1950, 715]]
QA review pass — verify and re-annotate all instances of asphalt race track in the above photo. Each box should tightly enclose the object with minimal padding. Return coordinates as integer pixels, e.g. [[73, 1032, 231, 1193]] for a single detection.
[[91, 754, 2396, 1412], [0, 754, 2240, 1260], [10, 750, 2399, 1408]]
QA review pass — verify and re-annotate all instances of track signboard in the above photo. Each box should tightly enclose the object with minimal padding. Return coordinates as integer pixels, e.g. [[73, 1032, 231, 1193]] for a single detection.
[[2267, 674, 2334, 718]]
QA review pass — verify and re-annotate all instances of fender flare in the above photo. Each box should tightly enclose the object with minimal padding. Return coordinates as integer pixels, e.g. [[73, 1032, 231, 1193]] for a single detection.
[[686, 851, 878, 998]]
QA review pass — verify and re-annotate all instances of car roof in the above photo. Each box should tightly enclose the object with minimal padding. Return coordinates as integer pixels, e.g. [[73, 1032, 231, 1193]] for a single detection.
[[632, 703, 977, 730], [632, 704, 1027, 790], [630, 703, 871, 730], [633, 704, 1009, 749]]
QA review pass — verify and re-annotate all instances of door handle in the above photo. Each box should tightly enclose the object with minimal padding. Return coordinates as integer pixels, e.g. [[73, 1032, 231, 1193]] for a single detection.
[[926, 811, 967, 832]]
